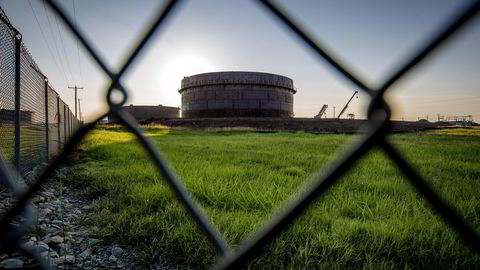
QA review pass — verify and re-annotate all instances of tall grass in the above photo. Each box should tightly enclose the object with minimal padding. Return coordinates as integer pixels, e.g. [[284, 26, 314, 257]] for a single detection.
[[71, 128, 480, 269]]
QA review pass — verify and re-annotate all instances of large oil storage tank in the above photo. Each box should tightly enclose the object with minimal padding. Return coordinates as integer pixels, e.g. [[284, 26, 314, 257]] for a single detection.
[[109, 104, 180, 123], [179, 71, 296, 118]]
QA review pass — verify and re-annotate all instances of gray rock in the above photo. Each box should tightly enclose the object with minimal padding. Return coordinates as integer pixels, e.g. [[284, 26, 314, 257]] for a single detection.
[[111, 246, 123, 257], [87, 238, 99, 246], [82, 260, 93, 268], [43, 191, 54, 198], [58, 242, 72, 254], [35, 241, 51, 252], [39, 251, 49, 258], [45, 226, 60, 233], [0, 258, 24, 269], [50, 235, 64, 244], [79, 248, 92, 259], [56, 255, 75, 264], [49, 250, 59, 258], [50, 224, 61, 231], [0, 169, 146, 270], [52, 219, 64, 225], [24, 241, 51, 254], [21, 240, 35, 250]]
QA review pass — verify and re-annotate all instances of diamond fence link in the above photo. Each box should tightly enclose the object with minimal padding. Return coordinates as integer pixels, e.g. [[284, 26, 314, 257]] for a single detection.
[[0, 8, 16, 168], [0, 7, 79, 175], [19, 45, 47, 175], [47, 86, 59, 159], [0, 0, 480, 269], [59, 99, 66, 147]]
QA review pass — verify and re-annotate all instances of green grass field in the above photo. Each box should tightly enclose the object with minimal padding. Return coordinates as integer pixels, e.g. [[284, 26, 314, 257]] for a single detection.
[[71, 127, 480, 269]]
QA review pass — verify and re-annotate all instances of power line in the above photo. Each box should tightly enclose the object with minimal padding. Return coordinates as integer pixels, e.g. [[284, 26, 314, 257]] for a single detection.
[[73, 0, 83, 87], [406, 97, 480, 105], [42, 0, 71, 86], [53, 9, 75, 86], [27, 0, 67, 87], [40, 0, 71, 86]]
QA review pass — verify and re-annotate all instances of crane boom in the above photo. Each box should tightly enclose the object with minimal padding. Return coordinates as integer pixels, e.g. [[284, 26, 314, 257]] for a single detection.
[[314, 104, 328, 118], [337, 91, 358, 119]]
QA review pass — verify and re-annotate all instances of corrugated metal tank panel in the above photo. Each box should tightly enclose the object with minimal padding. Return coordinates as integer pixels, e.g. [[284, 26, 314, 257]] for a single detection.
[[179, 72, 295, 118]]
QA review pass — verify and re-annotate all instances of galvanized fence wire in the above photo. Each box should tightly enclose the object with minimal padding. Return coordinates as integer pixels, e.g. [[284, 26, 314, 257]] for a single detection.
[[0, 6, 79, 175], [19, 45, 47, 175], [0, 8, 16, 166], [0, 4, 80, 268], [47, 85, 59, 158], [0, 0, 480, 269]]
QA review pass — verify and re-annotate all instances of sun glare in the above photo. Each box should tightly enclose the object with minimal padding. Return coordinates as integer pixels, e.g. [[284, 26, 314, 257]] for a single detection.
[[157, 53, 216, 106]]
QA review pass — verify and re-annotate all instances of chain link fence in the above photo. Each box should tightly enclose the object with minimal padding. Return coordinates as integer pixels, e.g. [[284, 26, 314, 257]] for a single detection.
[[0, 7, 16, 169], [0, 7, 80, 176], [0, 0, 479, 269]]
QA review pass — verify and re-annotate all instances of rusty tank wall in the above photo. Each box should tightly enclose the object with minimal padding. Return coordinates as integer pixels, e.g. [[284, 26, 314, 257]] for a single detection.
[[179, 71, 296, 118]]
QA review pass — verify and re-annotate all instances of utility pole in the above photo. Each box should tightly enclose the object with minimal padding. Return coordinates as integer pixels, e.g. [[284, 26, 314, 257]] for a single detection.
[[78, 98, 82, 123], [333, 106, 336, 118], [68, 85, 83, 118]]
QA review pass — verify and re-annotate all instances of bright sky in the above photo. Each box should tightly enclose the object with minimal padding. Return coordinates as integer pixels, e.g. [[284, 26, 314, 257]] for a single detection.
[[2, 0, 479, 122]]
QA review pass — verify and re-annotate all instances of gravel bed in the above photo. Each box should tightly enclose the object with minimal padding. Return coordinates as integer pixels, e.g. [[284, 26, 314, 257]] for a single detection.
[[0, 164, 178, 270]]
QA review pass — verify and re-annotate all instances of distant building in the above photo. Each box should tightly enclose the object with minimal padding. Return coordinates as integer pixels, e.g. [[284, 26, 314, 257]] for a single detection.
[[0, 109, 35, 123], [108, 104, 180, 123]]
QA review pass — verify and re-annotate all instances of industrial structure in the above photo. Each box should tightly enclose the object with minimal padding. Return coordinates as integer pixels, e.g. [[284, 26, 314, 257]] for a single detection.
[[337, 91, 358, 119], [179, 71, 296, 118], [109, 104, 180, 122], [313, 91, 358, 119], [0, 109, 35, 123], [314, 104, 328, 118]]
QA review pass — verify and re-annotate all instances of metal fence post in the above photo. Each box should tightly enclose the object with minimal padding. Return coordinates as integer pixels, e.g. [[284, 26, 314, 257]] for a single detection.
[[69, 109, 71, 138], [57, 95, 60, 151], [13, 31, 21, 171], [63, 104, 66, 144], [68, 110, 71, 138], [44, 78, 49, 160]]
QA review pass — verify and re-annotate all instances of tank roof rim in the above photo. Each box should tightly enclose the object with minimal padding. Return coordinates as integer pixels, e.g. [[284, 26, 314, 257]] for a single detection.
[[182, 71, 293, 80], [122, 105, 180, 109]]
